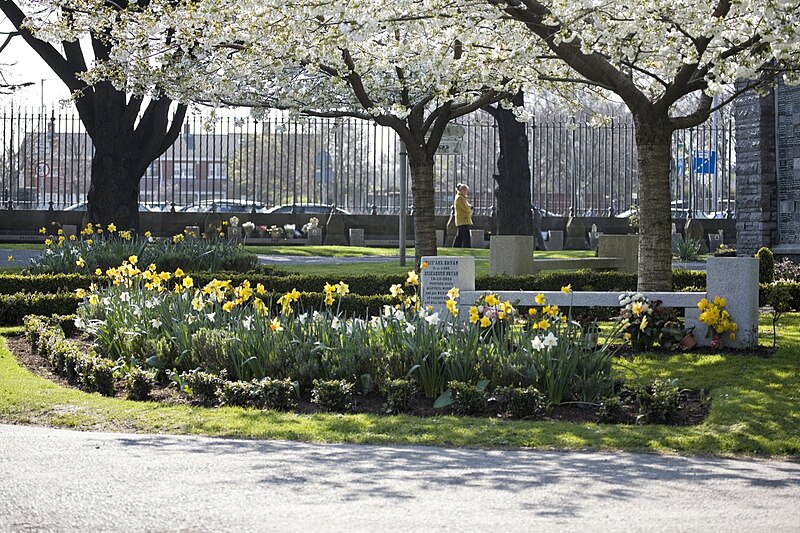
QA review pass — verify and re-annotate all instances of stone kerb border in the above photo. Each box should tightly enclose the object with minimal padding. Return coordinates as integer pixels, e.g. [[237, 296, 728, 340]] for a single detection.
[[422, 256, 759, 349]]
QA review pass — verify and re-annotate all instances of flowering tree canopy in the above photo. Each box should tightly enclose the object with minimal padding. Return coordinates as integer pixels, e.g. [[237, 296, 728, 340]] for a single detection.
[[79, 0, 543, 264], [1, 0, 188, 230], [486, 0, 800, 289]]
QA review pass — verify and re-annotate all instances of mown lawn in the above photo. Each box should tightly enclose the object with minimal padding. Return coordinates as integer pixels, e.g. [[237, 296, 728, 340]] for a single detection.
[[1, 314, 798, 457]]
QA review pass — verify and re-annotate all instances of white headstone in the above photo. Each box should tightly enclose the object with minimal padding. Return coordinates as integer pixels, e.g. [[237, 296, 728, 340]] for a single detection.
[[705, 257, 759, 348], [421, 256, 475, 312]]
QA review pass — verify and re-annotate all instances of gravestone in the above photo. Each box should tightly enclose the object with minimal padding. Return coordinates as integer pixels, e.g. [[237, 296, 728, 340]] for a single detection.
[[420, 256, 475, 313], [469, 229, 486, 248], [704, 257, 760, 348], [436, 229, 445, 247], [597, 234, 638, 273], [774, 82, 800, 256], [489, 235, 535, 276], [227, 226, 242, 243], [184, 225, 200, 239], [547, 230, 564, 251], [684, 218, 708, 253], [62, 224, 77, 238], [565, 217, 588, 249], [588, 224, 603, 250], [707, 232, 722, 254], [308, 227, 323, 245], [671, 232, 684, 254], [349, 228, 365, 247]]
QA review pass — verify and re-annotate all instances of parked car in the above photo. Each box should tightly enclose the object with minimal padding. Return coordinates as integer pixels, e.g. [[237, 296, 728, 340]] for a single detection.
[[262, 203, 351, 215], [62, 202, 158, 212], [177, 200, 260, 213]]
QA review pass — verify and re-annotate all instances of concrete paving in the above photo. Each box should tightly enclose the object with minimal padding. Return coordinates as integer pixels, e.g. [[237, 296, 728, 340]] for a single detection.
[[1, 423, 798, 532]]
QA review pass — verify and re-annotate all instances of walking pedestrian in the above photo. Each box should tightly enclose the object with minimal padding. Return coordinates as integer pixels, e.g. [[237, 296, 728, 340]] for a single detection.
[[452, 183, 473, 248]]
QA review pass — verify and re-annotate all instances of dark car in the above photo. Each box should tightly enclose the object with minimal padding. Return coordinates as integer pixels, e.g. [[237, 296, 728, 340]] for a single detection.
[[177, 200, 260, 213], [262, 203, 350, 215], [62, 202, 158, 212]]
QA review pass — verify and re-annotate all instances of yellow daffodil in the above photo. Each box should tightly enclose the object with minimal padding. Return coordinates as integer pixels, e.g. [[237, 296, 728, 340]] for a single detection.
[[38, 227, 46, 235], [128, 255, 138, 265], [94, 268, 102, 276], [485, 293, 500, 306], [479, 316, 492, 328], [535, 293, 546, 305], [69, 235, 76, 241], [390, 284, 404, 298], [446, 287, 460, 300], [336, 281, 349, 296], [256, 283, 266, 296], [269, 318, 284, 332], [446, 299, 459, 316], [406, 270, 419, 286], [144, 231, 152, 238], [88, 294, 99, 305], [6, 255, 12, 262], [561, 284, 572, 294], [174, 268, 184, 278], [107, 223, 116, 232], [75, 288, 85, 298], [528, 308, 537, 316], [76, 258, 86, 268], [191, 297, 205, 311], [182, 276, 193, 288], [420, 261, 428, 269]]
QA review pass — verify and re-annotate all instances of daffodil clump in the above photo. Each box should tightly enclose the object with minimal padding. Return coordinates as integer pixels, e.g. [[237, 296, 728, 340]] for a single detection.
[[388, 269, 421, 311], [698, 295, 737, 346], [74, 259, 624, 406], [616, 292, 682, 350], [30, 223, 256, 274]]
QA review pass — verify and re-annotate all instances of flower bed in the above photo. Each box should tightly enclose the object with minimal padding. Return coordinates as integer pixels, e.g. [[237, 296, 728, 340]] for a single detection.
[[11, 258, 717, 426]]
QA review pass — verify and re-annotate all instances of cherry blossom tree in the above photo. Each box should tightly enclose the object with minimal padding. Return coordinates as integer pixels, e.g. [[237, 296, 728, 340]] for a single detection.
[[0, 0, 187, 230], [91, 0, 539, 264], [485, 0, 800, 290]]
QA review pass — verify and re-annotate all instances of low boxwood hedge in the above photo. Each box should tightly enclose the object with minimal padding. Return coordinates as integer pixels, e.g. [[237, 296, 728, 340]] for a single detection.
[[1, 269, 798, 324]]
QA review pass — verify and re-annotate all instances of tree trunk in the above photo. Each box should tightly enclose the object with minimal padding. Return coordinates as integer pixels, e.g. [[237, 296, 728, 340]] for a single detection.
[[406, 147, 437, 268], [85, 149, 142, 231], [486, 92, 534, 236], [634, 115, 674, 291]]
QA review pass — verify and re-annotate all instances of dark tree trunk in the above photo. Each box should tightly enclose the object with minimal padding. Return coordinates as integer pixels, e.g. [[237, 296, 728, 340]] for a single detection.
[[0, 0, 187, 234], [85, 149, 143, 231], [406, 145, 437, 268], [634, 114, 674, 291], [484, 92, 533, 236]]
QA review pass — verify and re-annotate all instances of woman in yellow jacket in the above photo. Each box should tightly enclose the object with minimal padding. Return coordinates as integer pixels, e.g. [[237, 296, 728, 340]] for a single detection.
[[452, 183, 473, 248]]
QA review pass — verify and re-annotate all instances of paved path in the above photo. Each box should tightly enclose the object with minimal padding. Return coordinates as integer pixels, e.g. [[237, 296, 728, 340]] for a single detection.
[[1, 424, 798, 532]]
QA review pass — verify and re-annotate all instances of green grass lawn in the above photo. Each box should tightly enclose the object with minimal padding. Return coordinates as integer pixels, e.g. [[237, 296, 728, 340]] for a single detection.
[[1, 314, 798, 457]]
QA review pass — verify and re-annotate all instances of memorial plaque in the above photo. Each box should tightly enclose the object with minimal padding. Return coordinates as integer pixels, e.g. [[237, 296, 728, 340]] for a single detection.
[[775, 84, 800, 245], [420, 256, 475, 311]]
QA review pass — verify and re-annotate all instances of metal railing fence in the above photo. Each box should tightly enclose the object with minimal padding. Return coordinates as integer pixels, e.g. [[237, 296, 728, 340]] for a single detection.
[[0, 108, 735, 218]]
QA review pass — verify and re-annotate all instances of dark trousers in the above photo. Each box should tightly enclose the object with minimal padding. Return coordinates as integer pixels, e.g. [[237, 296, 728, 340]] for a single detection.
[[453, 225, 471, 248]]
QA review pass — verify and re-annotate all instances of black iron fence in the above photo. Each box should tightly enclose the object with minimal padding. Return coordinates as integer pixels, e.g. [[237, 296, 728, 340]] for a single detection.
[[1, 108, 735, 218]]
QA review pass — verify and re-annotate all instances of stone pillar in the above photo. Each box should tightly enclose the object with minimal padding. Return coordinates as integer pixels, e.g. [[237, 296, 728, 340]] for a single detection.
[[734, 84, 778, 256], [705, 257, 760, 348], [489, 235, 535, 275]]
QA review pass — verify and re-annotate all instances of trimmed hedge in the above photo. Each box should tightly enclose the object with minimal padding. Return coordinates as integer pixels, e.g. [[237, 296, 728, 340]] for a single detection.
[[3, 270, 799, 325], [0, 293, 81, 326], [0, 269, 706, 295]]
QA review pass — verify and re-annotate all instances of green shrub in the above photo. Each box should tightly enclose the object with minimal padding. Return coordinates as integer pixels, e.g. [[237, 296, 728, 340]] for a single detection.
[[191, 328, 236, 376], [676, 238, 701, 261], [125, 367, 156, 401], [256, 377, 297, 411], [448, 381, 486, 416], [88, 357, 116, 397], [597, 396, 625, 423], [217, 380, 259, 408], [494, 386, 545, 419], [637, 378, 679, 424], [182, 370, 225, 407], [311, 379, 354, 413], [0, 293, 80, 325], [756, 247, 775, 284], [383, 379, 418, 414]]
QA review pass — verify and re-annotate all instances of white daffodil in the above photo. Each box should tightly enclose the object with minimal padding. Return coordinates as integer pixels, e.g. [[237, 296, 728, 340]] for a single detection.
[[543, 332, 558, 348]]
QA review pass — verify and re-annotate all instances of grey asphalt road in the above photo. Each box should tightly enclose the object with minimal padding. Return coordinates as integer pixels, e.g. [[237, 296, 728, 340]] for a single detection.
[[1, 424, 798, 532]]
